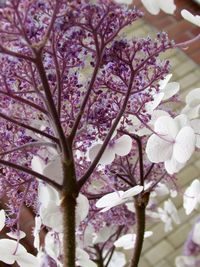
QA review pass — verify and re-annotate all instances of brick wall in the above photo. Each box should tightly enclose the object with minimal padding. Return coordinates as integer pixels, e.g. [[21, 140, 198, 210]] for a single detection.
[[134, 0, 200, 64]]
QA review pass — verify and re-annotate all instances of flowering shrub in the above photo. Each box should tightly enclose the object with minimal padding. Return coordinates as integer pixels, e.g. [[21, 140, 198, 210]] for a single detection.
[[0, 0, 199, 267]]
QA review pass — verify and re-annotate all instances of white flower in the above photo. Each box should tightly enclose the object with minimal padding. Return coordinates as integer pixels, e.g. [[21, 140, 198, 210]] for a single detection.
[[190, 119, 200, 148], [175, 255, 196, 267], [145, 74, 180, 113], [146, 115, 195, 174], [38, 182, 89, 232], [88, 135, 132, 165], [76, 193, 89, 226], [183, 179, 200, 215], [44, 231, 63, 267], [182, 88, 200, 119], [181, 10, 200, 27], [158, 199, 180, 232], [6, 231, 26, 240], [114, 231, 153, 249], [76, 248, 97, 267], [141, 0, 176, 15], [0, 209, 6, 231], [114, 0, 132, 4], [33, 216, 42, 251], [93, 226, 117, 244], [0, 239, 39, 266], [192, 221, 200, 246], [31, 155, 63, 185], [127, 110, 170, 137], [104, 251, 126, 267], [38, 182, 63, 233], [95, 185, 143, 212]]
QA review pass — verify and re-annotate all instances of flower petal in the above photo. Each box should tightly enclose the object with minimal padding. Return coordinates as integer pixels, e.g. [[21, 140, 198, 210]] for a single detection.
[[192, 221, 200, 246], [122, 185, 143, 199], [157, 0, 176, 14], [146, 134, 173, 163], [6, 230, 26, 240], [0, 239, 26, 264], [89, 143, 115, 165], [181, 9, 200, 27], [96, 191, 124, 211], [31, 156, 45, 174], [154, 116, 178, 139], [114, 135, 132, 156], [16, 253, 39, 267], [164, 157, 185, 175], [173, 126, 195, 163], [141, 0, 160, 15], [183, 179, 200, 215], [76, 193, 89, 225], [162, 82, 180, 101], [0, 209, 6, 231], [43, 155, 63, 185]]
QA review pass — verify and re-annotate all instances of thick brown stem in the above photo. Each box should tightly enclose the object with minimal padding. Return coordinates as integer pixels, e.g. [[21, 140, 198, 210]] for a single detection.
[[61, 159, 78, 267], [130, 194, 149, 267], [62, 193, 77, 267]]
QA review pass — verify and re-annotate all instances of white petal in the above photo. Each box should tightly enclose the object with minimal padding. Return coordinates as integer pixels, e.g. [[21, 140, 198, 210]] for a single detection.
[[95, 191, 124, 211], [16, 253, 39, 267], [141, 0, 160, 15], [0, 239, 26, 264], [93, 226, 117, 244], [114, 0, 132, 4], [158, 0, 176, 14], [106, 251, 126, 267], [192, 221, 200, 246], [76, 248, 97, 267], [181, 9, 200, 27], [31, 156, 45, 174], [40, 203, 63, 232], [183, 179, 200, 215], [182, 104, 200, 119], [114, 135, 132, 156], [146, 134, 173, 163], [164, 157, 185, 175], [164, 199, 180, 225], [154, 116, 178, 139], [38, 182, 60, 207], [6, 230, 26, 240], [159, 74, 172, 90], [162, 82, 180, 101], [0, 209, 6, 231], [190, 119, 200, 148], [173, 126, 195, 163], [76, 193, 89, 225], [145, 92, 164, 112], [43, 155, 63, 185], [89, 143, 115, 165], [114, 234, 136, 249], [45, 231, 61, 262], [122, 185, 143, 199], [174, 114, 189, 129], [175, 256, 196, 267], [185, 88, 200, 106]]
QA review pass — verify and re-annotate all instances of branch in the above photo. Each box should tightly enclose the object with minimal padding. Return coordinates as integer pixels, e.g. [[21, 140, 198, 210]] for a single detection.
[[0, 159, 62, 190], [0, 90, 49, 116], [34, 55, 70, 159], [0, 112, 58, 143], [130, 199, 146, 267], [69, 43, 102, 141], [0, 45, 35, 62], [0, 141, 56, 156], [77, 71, 135, 191]]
